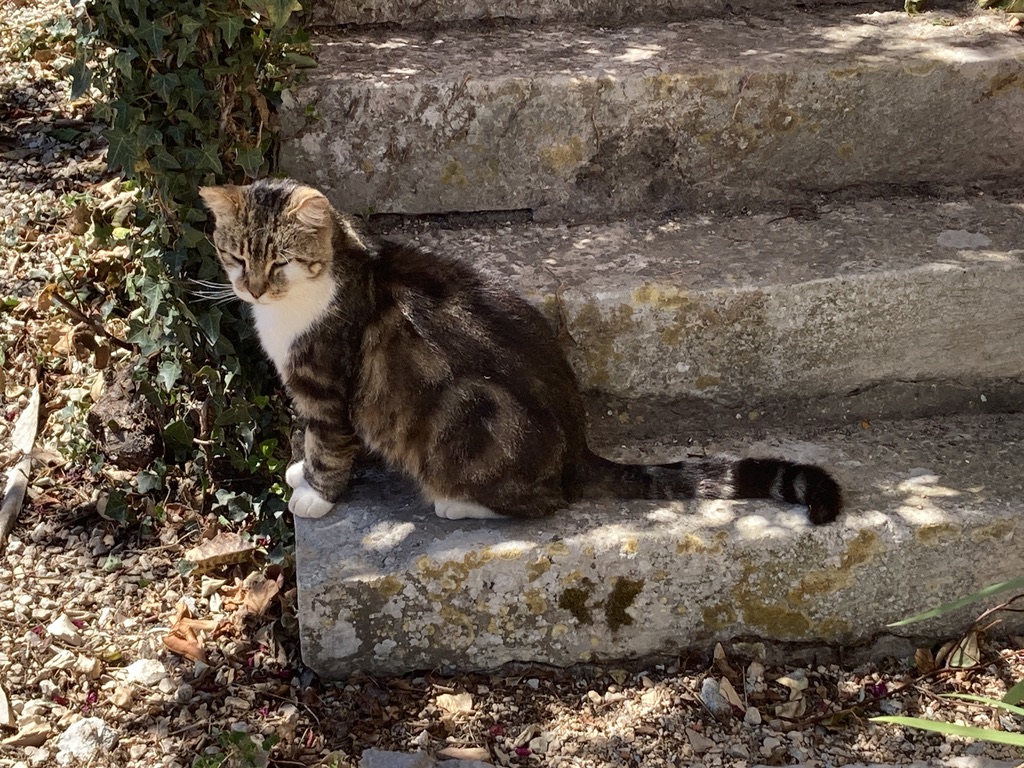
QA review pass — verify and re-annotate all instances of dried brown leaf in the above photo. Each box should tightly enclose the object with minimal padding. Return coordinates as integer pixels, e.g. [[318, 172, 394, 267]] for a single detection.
[[163, 626, 207, 663], [438, 746, 491, 762], [436, 692, 473, 715], [242, 575, 281, 616], [719, 676, 745, 712], [184, 531, 256, 571]]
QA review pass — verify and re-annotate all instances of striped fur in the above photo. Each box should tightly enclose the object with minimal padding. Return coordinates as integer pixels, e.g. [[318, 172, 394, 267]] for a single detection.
[[200, 179, 843, 525]]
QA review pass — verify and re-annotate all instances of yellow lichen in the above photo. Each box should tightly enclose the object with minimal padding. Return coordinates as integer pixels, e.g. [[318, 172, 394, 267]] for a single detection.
[[526, 558, 552, 582], [539, 136, 585, 173], [440, 158, 468, 187], [375, 575, 403, 599], [525, 589, 547, 615], [702, 602, 737, 630], [676, 534, 708, 555], [915, 522, 960, 546]]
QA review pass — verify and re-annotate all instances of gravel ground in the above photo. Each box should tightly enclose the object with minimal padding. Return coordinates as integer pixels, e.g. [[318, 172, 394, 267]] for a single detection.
[[3, 1, 1024, 766]]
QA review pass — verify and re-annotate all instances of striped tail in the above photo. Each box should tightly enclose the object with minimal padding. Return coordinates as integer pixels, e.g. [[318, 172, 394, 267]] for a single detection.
[[576, 452, 842, 525]]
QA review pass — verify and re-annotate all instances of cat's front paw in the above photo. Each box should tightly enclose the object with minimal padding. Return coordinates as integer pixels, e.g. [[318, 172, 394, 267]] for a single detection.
[[288, 475, 335, 519], [285, 460, 306, 490]]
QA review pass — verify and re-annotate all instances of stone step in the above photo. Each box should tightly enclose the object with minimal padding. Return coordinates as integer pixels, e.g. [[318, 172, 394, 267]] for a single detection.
[[304, 0, 892, 28], [296, 411, 1024, 678], [279, 8, 1024, 221], [390, 197, 1024, 404]]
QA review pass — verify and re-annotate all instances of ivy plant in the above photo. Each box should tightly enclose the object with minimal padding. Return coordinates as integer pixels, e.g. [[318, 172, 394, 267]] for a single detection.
[[70, 0, 313, 539]]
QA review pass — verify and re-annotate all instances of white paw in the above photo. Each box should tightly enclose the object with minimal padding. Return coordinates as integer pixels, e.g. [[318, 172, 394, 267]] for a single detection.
[[289, 479, 335, 519], [433, 499, 504, 520], [285, 460, 306, 489]]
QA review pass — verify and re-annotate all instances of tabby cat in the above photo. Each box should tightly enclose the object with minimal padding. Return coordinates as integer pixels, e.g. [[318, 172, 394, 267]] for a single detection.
[[199, 179, 842, 524]]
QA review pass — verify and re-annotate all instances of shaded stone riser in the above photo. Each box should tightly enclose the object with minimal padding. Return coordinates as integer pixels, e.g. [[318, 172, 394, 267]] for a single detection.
[[394, 198, 1024, 402]]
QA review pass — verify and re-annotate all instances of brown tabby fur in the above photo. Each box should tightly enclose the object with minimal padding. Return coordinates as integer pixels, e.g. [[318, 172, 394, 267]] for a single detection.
[[200, 178, 842, 524]]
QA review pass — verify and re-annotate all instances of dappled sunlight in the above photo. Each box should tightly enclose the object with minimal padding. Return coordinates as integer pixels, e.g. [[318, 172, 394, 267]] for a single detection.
[[361, 520, 417, 552], [614, 44, 665, 63], [954, 250, 1023, 264]]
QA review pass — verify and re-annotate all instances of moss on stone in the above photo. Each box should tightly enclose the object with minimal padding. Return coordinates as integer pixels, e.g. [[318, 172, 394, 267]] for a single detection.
[[605, 577, 645, 632], [558, 578, 596, 625]]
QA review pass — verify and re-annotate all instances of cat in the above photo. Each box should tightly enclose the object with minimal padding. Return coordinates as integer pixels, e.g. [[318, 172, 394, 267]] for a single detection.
[[199, 178, 842, 524]]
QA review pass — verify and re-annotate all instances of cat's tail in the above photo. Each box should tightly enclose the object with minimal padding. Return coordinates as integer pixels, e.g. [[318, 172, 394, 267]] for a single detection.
[[576, 451, 842, 525]]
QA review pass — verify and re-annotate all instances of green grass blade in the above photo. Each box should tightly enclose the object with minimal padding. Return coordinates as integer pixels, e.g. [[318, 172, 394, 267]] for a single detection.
[[1003, 680, 1024, 706], [887, 575, 1024, 627], [872, 716, 1024, 747], [943, 693, 1024, 718]]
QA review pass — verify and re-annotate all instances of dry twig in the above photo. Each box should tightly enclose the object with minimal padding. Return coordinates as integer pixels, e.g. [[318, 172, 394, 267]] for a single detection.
[[0, 384, 40, 547]]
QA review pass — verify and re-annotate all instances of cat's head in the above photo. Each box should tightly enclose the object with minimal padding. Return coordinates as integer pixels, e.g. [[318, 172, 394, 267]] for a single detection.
[[199, 179, 343, 305]]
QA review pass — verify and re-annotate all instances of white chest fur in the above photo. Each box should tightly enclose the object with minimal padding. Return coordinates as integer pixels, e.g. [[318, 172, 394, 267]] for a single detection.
[[251, 277, 336, 376]]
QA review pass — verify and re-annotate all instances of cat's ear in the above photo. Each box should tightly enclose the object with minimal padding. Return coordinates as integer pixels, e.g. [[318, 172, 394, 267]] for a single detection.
[[285, 186, 332, 230], [199, 185, 243, 224]]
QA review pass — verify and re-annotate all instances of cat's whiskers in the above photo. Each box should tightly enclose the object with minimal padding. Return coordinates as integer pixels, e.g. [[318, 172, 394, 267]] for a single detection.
[[186, 278, 238, 304]]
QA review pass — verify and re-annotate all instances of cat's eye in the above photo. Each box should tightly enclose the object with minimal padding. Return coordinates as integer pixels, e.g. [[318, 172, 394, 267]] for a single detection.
[[220, 250, 246, 269], [269, 259, 289, 273]]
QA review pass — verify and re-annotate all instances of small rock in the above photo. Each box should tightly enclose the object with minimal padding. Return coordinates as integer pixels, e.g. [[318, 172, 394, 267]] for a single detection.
[[760, 735, 782, 755], [28, 521, 48, 543], [587, 690, 602, 704], [224, 696, 249, 711], [120, 658, 167, 687], [528, 733, 549, 753], [699, 678, 732, 719], [46, 615, 82, 646], [38, 680, 58, 699], [109, 686, 133, 709], [75, 655, 102, 680], [686, 727, 715, 755], [744, 706, 762, 726], [2, 714, 52, 747], [410, 730, 430, 747], [55, 717, 118, 766]]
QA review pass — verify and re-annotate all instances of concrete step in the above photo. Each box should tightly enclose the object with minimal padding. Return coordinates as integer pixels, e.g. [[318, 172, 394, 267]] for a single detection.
[[304, 0, 892, 28], [279, 8, 1024, 220], [388, 197, 1024, 404], [296, 411, 1024, 678]]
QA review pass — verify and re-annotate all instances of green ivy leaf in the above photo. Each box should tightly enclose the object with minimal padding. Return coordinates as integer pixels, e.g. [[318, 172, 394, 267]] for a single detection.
[[112, 49, 139, 78], [136, 18, 169, 55], [105, 126, 138, 172], [265, 0, 302, 28], [196, 143, 224, 174], [156, 359, 182, 391], [135, 469, 163, 493], [70, 51, 92, 98], [218, 16, 245, 48], [179, 15, 203, 37], [162, 419, 195, 456], [150, 72, 180, 105], [234, 146, 264, 178], [283, 51, 317, 68]]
